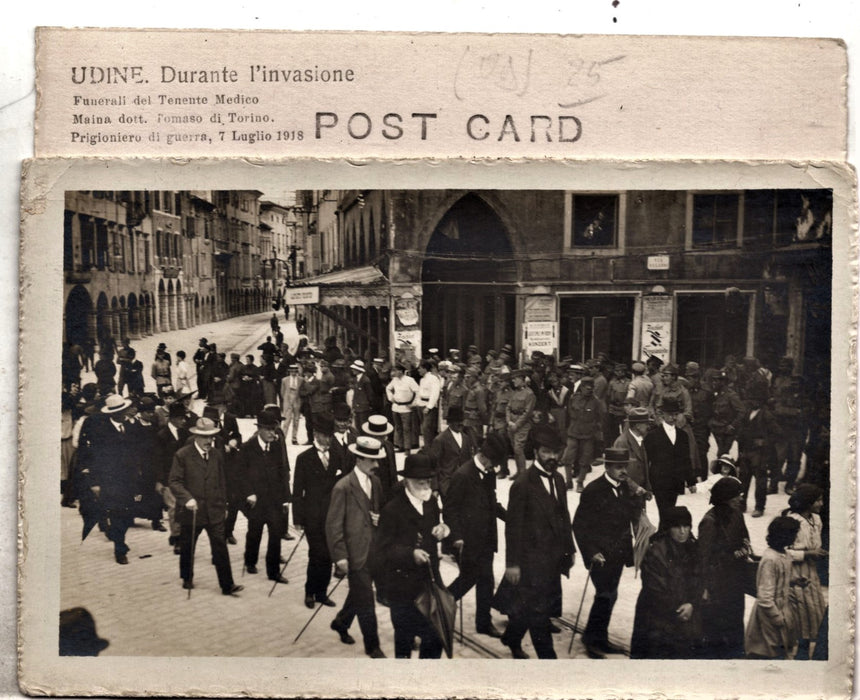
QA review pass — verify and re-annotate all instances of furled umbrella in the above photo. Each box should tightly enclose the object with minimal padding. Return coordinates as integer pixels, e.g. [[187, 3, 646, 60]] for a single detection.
[[414, 560, 456, 658]]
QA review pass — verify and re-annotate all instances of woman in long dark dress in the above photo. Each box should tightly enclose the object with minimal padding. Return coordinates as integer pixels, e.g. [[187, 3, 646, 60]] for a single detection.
[[698, 476, 752, 659], [631, 506, 704, 658]]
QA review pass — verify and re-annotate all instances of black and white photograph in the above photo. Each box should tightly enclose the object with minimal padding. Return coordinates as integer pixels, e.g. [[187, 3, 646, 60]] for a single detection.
[[18, 157, 853, 697]]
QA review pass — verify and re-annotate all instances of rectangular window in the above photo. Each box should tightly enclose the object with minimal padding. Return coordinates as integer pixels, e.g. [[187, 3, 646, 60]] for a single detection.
[[185, 216, 196, 237], [743, 189, 833, 248], [571, 194, 618, 247], [692, 193, 740, 248]]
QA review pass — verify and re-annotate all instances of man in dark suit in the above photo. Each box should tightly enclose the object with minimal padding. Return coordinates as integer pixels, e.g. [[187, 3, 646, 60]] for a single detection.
[[292, 413, 341, 609], [325, 436, 387, 658], [445, 434, 508, 638], [169, 417, 243, 596], [86, 394, 142, 564], [643, 396, 697, 528], [427, 406, 476, 500], [349, 360, 377, 432], [375, 454, 451, 658], [155, 403, 191, 554], [572, 447, 638, 658], [501, 424, 575, 659], [201, 399, 243, 545], [155, 402, 190, 554], [238, 410, 291, 583], [359, 414, 399, 505], [329, 402, 358, 476]]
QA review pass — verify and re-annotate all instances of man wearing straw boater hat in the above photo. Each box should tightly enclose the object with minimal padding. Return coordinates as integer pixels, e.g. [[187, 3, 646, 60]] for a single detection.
[[360, 414, 398, 505], [349, 359, 376, 433], [87, 394, 142, 565], [238, 410, 291, 584], [572, 447, 638, 658], [169, 417, 243, 596], [375, 453, 451, 658], [325, 436, 387, 658]]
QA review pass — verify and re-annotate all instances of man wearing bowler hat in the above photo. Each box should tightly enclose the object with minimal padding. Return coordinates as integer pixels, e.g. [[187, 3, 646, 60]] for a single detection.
[[613, 406, 653, 502], [292, 413, 342, 609], [376, 453, 451, 658], [169, 417, 243, 596], [325, 436, 387, 658], [239, 410, 291, 583], [501, 424, 575, 659], [572, 447, 638, 658], [446, 434, 509, 638], [427, 405, 476, 500]]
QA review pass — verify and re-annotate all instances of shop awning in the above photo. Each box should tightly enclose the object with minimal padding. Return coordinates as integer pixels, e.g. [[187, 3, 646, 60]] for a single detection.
[[298, 265, 390, 308]]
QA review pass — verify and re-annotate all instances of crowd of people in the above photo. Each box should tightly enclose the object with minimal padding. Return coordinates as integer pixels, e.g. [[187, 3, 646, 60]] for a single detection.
[[60, 323, 830, 660]]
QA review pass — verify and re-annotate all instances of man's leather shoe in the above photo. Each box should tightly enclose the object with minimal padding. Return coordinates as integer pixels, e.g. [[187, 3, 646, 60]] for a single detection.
[[752, 509, 764, 518], [476, 624, 503, 638], [246, 565, 258, 574], [182, 579, 194, 590], [173, 544, 181, 555], [317, 597, 336, 607], [549, 621, 562, 634], [576, 483, 584, 493], [597, 640, 627, 655], [269, 575, 289, 584], [226, 535, 237, 545], [331, 620, 355, 645], [115, 554, 128, 565], [222, 584, 244, 596], [152, 521, 167, 532], [367, 647, 386, 658], [584, 642, 606, 659], [304, 595, 315, 609], [502, 641, 529, 659]]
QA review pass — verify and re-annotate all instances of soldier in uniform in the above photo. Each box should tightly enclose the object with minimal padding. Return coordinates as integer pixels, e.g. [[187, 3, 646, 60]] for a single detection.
[[489, 370, 513, 477], [462, 365, 489, 446], [708, 371, 746, 456], [506, 369, 536, 481], [771, 359, 806, 494], [682, 361, 713, 482], [561, 375, 605, 492], [625, 361, 654, 415], [605, 363, 630, 444]]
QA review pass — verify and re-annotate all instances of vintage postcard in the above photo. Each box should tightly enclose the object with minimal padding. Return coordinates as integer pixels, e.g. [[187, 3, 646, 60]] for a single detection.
[[18, 28, 856, 699], [18, 157, 855, 698]]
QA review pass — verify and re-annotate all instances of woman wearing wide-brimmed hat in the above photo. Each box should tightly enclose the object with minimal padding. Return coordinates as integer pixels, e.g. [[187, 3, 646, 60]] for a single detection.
[[698, 476, 751, 659]]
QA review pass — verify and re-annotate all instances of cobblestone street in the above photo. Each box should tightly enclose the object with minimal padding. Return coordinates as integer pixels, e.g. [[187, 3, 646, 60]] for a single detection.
[[61, 310, 797, 660]]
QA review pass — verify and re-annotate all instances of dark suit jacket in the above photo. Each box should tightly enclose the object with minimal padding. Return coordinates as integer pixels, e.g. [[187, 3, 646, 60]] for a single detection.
[[237, 437, 291, 521], [375, 488, 443, 604], [573, 474, 637, 567], [329, 430, 358, 476], [643, 424, 695, 495], [169, 442, 228, 526], [505, 466, 575, 583], [613, 428, 650, 492], [155, 424, 190, 485], [292, 445, 346, 530], [445, 458, 506, 560], [325, 469, 382, 571], [376, 438, 399, 506], [88, 417, 143, 509], [428, 428, 476, 497]]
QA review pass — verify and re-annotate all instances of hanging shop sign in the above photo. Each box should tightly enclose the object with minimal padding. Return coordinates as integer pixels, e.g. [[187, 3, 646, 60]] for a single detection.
[[285, 286, 319, 305]]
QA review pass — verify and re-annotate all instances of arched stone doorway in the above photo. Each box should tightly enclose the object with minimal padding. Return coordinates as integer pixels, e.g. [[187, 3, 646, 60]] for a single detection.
[[65, 285, 94, 347], [421, 194, 518, 354]]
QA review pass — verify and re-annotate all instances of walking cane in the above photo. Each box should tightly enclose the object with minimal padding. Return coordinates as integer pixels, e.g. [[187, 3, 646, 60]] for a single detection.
[[268, 530, 306, 597], [187, 506, 198, 600], [292, 575, 345, 644], [567, 561, 593, 654]]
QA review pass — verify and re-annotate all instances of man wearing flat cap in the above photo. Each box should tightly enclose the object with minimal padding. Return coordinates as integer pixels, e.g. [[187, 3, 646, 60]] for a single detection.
[[169, 417, 243, 596], [572, 447, 638, 658], [376, 454, 451, 658], [625, 361, 654, 415], [501, 424, 575, 659], [446, 434, 509, 638], [238, 410, 291, 583], [324, 436, 387, 658]]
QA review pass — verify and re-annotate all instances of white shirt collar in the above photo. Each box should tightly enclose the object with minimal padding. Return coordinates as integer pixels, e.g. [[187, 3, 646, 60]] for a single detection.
[[405, 486, 425, 514], [194, 441, 210, 459], [662, 422, 677, 442], [604, 472, 621, 488], [354, 468, 372, 495], [629, 430, 644, 446], [257, 435, 270, 451], [472, 454, 488, 476]]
